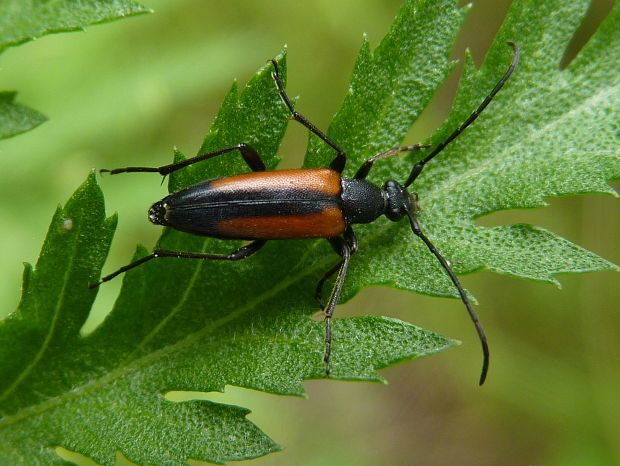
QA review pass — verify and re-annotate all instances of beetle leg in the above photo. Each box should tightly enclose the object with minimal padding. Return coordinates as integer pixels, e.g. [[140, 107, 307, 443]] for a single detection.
[[320, 227, 357, 376], [315, 231, 358, 307], [102, 143, 266, 176], [353, 143, 431, 180], [270, 59, 347, 174], [89, 240, 266, 288], [315, 261, 341, 309]]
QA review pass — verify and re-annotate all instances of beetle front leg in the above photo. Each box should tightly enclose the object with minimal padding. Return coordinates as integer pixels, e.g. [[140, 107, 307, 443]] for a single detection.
[[353, 143, 431, 180]]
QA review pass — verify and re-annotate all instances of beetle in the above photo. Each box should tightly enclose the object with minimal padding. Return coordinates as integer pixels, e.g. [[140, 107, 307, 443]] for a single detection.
[[92, 43, 520, 385]]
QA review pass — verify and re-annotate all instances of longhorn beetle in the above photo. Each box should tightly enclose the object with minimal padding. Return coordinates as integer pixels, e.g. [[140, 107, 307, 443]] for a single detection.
[[91, 43, 520, 385]]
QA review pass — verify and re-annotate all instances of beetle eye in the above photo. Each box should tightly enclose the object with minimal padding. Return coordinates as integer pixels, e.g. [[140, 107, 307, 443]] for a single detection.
[[383, 180, 407, 222]]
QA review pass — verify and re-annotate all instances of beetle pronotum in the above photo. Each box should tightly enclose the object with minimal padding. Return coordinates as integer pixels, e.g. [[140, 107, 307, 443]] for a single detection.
[[92, 43, 520, 385]]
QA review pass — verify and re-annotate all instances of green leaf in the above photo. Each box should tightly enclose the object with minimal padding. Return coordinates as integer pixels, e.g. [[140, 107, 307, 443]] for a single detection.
[[0, 173, 117, 463], [0, 49, 456, 464], [0, 91, 47, 139], [0, 0, 150, 139], [306, 0, 620, 302], [0, 0, 151, 52], [1, 0, 618, 464]]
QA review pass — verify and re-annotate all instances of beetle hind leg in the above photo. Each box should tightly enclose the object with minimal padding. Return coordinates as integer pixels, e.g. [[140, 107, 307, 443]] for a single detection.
[[101, 143, 267, 177], [89, 240, 266, 288]]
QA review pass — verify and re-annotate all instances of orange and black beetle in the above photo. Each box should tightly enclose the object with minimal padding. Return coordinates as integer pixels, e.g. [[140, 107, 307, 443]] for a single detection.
[[92, 43, 520, 385]]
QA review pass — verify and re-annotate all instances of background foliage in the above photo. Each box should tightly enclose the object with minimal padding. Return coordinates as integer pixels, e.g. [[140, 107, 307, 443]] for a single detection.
[[0, 0, 618, 464]]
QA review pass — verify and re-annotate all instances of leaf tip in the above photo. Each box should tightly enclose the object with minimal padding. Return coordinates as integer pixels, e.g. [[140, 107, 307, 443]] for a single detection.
[[105, 212, 119, 231], [19, 262, 34, 302], [461, 2, 473, 14], [172, 147, 186, 163]]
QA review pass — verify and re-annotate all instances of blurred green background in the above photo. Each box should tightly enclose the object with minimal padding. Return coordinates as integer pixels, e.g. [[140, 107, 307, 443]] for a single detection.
[[1, 0, 618, 464]]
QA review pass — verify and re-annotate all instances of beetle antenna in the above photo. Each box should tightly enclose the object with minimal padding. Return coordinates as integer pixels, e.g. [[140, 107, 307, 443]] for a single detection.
[[404, 42, 520, 188], [407, 212, 489, 385]]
